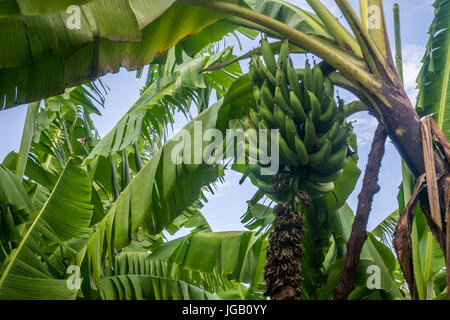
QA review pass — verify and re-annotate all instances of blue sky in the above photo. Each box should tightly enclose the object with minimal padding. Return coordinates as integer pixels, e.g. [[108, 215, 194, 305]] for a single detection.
[[0, 1, 435, 235]]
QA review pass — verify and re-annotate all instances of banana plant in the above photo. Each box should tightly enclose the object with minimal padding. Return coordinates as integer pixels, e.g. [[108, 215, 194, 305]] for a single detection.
[[0, 0, 449, 301], [1, 0, 447, 241], [0, 43, 264, 299]]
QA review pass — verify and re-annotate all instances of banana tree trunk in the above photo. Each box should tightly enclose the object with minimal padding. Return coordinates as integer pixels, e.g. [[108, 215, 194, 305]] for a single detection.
[[355, 53, 449, 253], [361, 76, 428, 178]]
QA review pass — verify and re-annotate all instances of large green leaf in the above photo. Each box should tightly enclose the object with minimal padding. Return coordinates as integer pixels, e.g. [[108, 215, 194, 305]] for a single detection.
[[300, 156, 361, 295], [326, 204, 405, 299], [371, 210, 400, 247], [148, 231, 267, 287], [99, 251, 228, 299], [100, 275, 219, 300], [86, 46, 238, 159], [0, 1, 229, 110], [417, 0, 450, 137], [0, 165, 33, 213], [78, 70, 255, 288], [0, 160, 93, 300], [0, 0, 94, 16], [253, 0, 330, 38], [80, 99, 229, 285]]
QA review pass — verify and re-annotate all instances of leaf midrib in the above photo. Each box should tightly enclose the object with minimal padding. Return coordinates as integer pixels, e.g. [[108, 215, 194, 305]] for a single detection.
[[437, 33, 450, 129]]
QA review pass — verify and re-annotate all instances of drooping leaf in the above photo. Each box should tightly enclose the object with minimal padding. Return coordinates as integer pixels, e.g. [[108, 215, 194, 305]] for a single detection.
[[149, 231, 267, 287], [0, 1, 231, 110], [324, 204, 405, 299], [371, 210, 400, 247], [417, 0, 450, 137], [80, 99, 228, 285], [0, 160, 93, 300], [86, 46, 238, 159], [100, 274, 219, 300], [0, 165, 33, 213]]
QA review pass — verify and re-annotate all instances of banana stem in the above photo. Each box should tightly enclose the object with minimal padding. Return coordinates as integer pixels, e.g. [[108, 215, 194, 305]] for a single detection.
[[179, 0, 378, 91], [366, 0, 391, 57], [335, 0, 393, 82], [222, 16, 278, 36], [306, 0, 361, 55], [345, 100, 368, 117], [393, 3, 404, 83], [359, 0, 369, 29]]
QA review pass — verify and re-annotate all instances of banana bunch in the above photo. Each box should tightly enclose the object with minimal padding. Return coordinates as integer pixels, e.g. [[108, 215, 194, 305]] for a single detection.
[[242, 39, 351, 199]]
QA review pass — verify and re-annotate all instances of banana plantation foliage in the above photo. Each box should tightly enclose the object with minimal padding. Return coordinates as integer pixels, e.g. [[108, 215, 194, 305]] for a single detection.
[[0, 0, 449, 301]]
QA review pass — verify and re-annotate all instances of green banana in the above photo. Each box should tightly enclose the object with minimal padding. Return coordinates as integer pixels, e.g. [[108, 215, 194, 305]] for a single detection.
[[261, 39, 278, 76], [308, 139, 332, 169], [259, 100, 277, 128], [284, 114, 297, 148], [304, 61, 314, 93], [302, 180, 335, 194], [313, 65, 324, 98], [279, 133, 300, 166], [324, 77, 334, 97], [253, 85, 261, 103], [276, 67, 290, 101], [319, 97, 336, 126], [299, 81, 307, 110], [276, 67, 288, 89], [318, 121, 339, 146], [287, 58, 302, 100], [290, 90, 306, 124], [320, 93, 332, 113], [275, 86, 291, 113], [261, 81, 274, 108], [303, 117, 316, 152], [308, 91, 321, 125], [249, 108, 260, 128], [336, 99, 346, 122], [258, 119, 270, 131], [250, 57, 264, 86], [294, 134, 309, 166], [264, 66, 277, 89], [319, 108, 341, 132], [307, 169, 344, 184], [248, 163, 275, 180], [254, 57, 268, 83], [301, 188, 324, 199], [273, 104, 286, 134], [331, 126, 350, 152], [328, 122, 342, 141], [315, 144, 349, 173], [278, 40, 289, 73], [253, 176, 275, 194]]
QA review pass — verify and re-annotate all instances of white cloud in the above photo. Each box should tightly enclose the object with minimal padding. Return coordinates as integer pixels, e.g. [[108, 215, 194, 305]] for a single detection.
[[349, 113, 379, 146], [402, 44, 425, 104]]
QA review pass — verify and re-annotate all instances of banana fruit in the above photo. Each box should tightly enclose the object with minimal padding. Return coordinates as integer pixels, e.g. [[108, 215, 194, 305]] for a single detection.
[[243, 39, 352, 199]]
